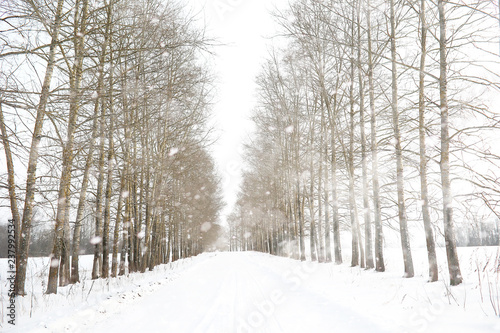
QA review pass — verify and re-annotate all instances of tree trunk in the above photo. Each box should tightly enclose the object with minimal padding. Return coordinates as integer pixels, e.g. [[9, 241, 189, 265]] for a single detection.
[[331, 132, 342, 265], [119, 183, 131, 276], [317, 132, 325, 263], [102, 20, 115, 278], [0, 103, 22, 278], [438, 0, 462, 286], [118, 57, 131, 277], [17, 0, 65, 296], [348, 169, 360, 267], [324, 143, 332, 263], [141, 171, 153, 273], [149, 215, 159, 270], [47, 0, 89, 294], [419, 0, 438, 283], [390, 0, 414, 278], [92, 97, 107, 280], [91, 3, 112, 280], [357, 1, 374, 269], [166, 215, 172, 263], [101, 94, 114, 279], [298, 184, 306, 261], [71, 127, 98, 280], [70, 105, 98, 284], [324, 85, 342, 265], [309, 171, 318, 262], [59, 199, 71, 287], [349, 25, 360, 267], [366, 0, 385, 272], [127, 188, 136, 271], [111, 173, 125, 278], [308, 123, 317, 262]]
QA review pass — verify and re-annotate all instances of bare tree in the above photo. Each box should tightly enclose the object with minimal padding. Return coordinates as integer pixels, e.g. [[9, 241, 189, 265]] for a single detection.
[[438, 0, 462, 286], [366, 0, 385, 272], [418, 0, 438, 282], [16, 0, 66, 296], [389, 0, 414, 278]]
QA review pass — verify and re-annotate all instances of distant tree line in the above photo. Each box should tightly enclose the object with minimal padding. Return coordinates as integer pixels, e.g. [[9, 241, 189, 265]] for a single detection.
[[229, 0, 500, 286], [456, 219, 500, 247], [1, 0, 222, 295]]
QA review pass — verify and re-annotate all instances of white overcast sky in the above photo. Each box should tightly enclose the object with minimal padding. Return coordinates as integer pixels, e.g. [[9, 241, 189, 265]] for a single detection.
[[185, 0, 289, 225]]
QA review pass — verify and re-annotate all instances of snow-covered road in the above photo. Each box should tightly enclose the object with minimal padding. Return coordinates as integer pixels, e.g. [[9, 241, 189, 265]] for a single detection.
[[89, 252, 383, 333], [6, 249, 500, 333]]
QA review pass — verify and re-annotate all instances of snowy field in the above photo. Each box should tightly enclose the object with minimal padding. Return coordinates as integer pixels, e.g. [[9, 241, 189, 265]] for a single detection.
[[1, 246, 500, 332]]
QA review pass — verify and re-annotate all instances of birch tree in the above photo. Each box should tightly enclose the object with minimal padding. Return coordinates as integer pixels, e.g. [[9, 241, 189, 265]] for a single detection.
[[16, 0, 66, 296]]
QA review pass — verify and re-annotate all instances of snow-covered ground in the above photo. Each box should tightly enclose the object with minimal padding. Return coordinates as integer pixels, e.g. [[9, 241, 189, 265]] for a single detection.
[[1, 247, 500, 332]]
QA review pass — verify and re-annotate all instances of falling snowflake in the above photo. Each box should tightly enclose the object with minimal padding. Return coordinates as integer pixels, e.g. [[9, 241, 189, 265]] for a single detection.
[[50, 258, 60, 268], [201, 222, 212, 232], [169, 147, 179, 157], [90, 236, 102, 245]]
